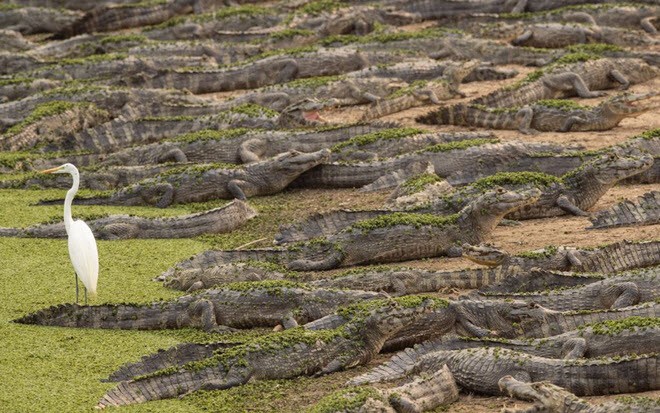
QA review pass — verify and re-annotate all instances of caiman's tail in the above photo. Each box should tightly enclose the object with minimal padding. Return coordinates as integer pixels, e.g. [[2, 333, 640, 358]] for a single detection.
[[275, 210, 390, 244], [157, 248, 290, 282], [361, 95, 421, 121], [99, 362, 237, 408], [588, 191, 660, 230], [14, 302, 184, 330], [0, 227, 26, 237], [416, 104, 467, 125], [106, 342, 235, 382], [37, 196, 111, 206]]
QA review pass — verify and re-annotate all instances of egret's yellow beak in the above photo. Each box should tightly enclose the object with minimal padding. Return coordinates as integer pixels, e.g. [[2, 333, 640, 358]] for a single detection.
[[40, 166, 62, 174]]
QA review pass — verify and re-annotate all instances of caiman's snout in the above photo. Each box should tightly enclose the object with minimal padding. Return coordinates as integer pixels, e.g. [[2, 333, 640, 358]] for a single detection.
[[492, 187, 541, 210]]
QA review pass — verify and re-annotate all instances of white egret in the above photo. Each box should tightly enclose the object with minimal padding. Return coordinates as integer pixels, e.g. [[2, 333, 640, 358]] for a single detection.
[[41, 163, 98, 304]]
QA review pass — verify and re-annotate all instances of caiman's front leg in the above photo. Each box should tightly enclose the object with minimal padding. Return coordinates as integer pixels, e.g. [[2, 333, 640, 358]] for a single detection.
[[565, 250, 583, 268], [609, 69, 631, 90], [606, 282, 641, 309], [559, 115, 587, 132], [275, 59, 300, 83], [287, 251, 343, 271], [189, 298, 235, 333], [515, 107, 538, 135], [157, 148, 188, 164], [640, 16, 658, 34], [561, 337, 587, 359], [238, 138, 266, 163], [509, 0, 528, 14], [345, 79, 380, 103], [227, 179, 255, 200], [511, 30, 533, 46], [556, 195, 589, 216], [499, 376, 590, 413], [542, 73, 607, 98], [99, 223, 139, 240], [141, 183, 175, 208]]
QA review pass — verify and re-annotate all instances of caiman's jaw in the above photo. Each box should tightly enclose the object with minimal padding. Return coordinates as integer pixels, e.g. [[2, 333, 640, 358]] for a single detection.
[[462, 243, 508, 267], [608, 92, 658, 116], [593, 153, 654, 185], [302, 110, 326, 122]]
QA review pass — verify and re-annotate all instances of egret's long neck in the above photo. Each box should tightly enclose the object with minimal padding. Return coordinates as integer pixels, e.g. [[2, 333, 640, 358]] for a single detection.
[[63, 171, 79, 235]]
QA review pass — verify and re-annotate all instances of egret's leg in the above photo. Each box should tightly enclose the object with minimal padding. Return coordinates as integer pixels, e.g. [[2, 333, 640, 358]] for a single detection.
[[84, 287, 88, 305], [75, 273, 79, 304]]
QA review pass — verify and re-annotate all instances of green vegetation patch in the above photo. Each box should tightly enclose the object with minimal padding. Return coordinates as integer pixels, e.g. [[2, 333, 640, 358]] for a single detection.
[[351, 212, 458, 231], [400, 173, 442, 195], [99, 34, 148, 45], [138, 115, 198, 122], [229, 103, 279, 118], [309, 386, 385, 413], [149, 4, 272, 30], [253, 45, 319, 61], [332, 127, 423, 151], [336, 295, 448, 323], [41, 84, 106, 97], [270, 28, 315, 40], [173, 327, 349, 375], [472, 172, 561, 191], [220, 280, 310, 294], [636, 128, 660, 140], [279, 75, 344, 89], [4, 101, 81, 136], [0, 77, 35, 87], [615, 396, 660, 408], [500, 3, 633, 19], [115, 0, 168, 8], [536, 99, 588, 111], [321, 27, 448, 47], [157, 162, 239, 178], [56, 53, 128, 67], [516, 245, 559, 260], [419, 138, 499, 153], [582, 317, 660, 335], [167, 128, 251, 143], [298, 0, 346, 15], [566, 43, 623, 54], [387, 80, 429, 99]]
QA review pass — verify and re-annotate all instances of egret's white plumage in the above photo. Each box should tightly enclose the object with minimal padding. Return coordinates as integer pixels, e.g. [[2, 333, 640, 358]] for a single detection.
[[41, 163, 99, 301], [68, 220, 98, 296]]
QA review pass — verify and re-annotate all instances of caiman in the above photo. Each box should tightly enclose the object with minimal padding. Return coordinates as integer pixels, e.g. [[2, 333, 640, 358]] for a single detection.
[[0, 200, 257, 240], [14, 281, 384, 331], [350, 346, 659, 396], [419, 93, 658, 134], [49, 149, 330, 206]]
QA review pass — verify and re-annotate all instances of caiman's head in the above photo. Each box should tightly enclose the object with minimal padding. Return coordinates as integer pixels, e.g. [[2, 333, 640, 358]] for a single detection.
[[465, 187, 541, 235], [455, 299, 540, 338], [462, 243, 509, 267], [278, 98, 328, 127], [576, 152, 654, 186], [357, 298, 438, 339], [603, 92, 658, 118], [270, 148, 331, 174]]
